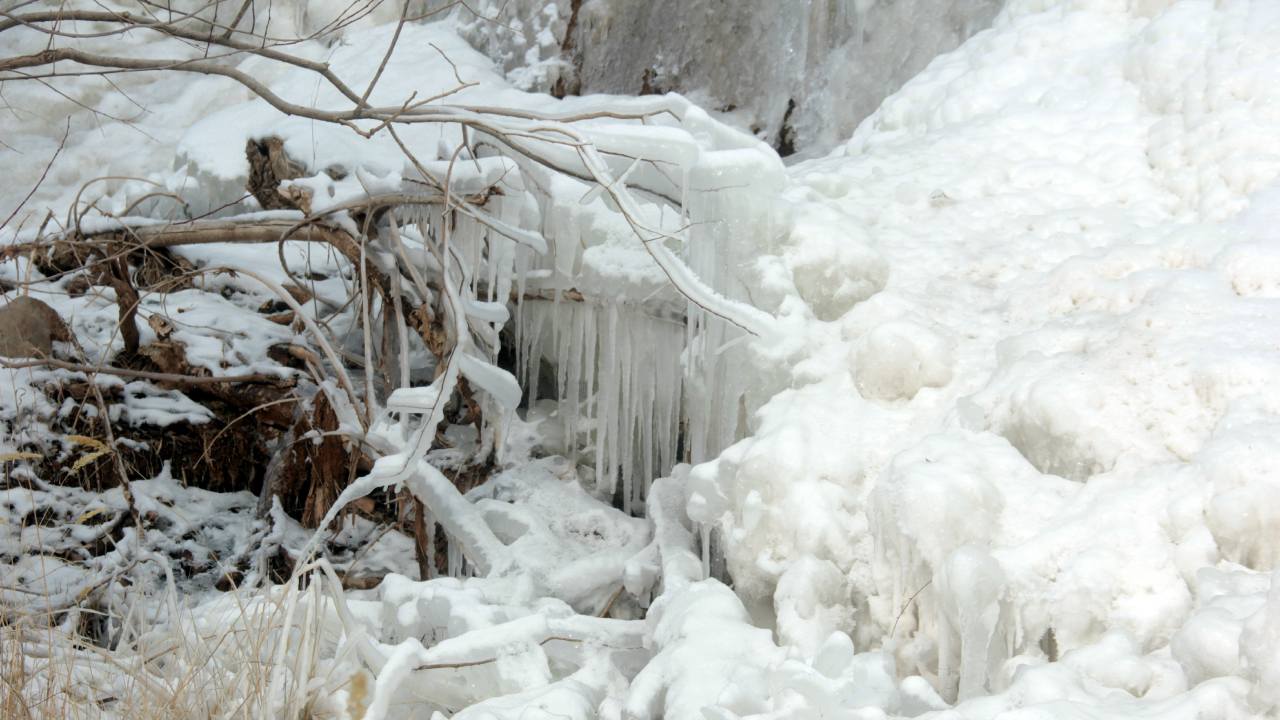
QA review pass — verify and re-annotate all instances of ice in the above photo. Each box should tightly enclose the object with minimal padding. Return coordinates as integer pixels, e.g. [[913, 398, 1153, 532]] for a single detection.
[[515, 300, 686, 513], [852, 320, 955, 402], [935, 546, 1008, 702], [774, 556, 855, 660], [452, 660, 612, 720], [621, 470, 933, 720], [625, 579, 779, 720], [689, 0, 1280, 713], [446, 0, 1002, 153], [503, 110, 783, 509], [457, 353, 523, 413], [475, 457, 651, 609], [1199, 408, 1280, 571], [680, 129, 788, 466], [784, 202, 889, 322], [1170, 566, 1266, 688], [1240, 570, 1280, 712]]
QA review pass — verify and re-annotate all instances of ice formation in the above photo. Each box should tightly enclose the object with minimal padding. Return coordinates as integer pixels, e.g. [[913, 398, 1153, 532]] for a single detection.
[[691, 0, 1280, 715], [508, 106, 789, 511]]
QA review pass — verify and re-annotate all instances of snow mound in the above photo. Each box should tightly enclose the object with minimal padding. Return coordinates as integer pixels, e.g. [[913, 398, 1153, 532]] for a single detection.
[[853, 320, 954, 401]]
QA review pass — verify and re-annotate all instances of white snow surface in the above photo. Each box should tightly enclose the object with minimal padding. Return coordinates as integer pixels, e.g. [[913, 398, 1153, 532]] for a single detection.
[[691, 0, 1280, 716], [3, 0, 1280, 718]]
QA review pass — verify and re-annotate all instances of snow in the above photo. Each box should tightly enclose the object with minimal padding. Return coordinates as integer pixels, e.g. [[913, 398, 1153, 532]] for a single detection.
[[692, 0, 1280, 715], [852, 320, 955, 402], [5, 0, 1280, 718]]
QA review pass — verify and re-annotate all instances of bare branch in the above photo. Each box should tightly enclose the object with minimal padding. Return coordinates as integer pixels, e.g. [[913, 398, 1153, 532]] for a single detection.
[[1, 116, 67, 232], [0, 357, 287, 385]]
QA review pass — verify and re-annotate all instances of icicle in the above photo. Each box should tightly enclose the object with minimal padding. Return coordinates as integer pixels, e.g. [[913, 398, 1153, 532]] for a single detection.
[[596, 304, 619, 495], [619, 309, 635, 514], [937, 547, 1008, 702], [582, 307, 597, 458], [700, 523, 711, 580], [502, 124, 783, 516], [424, 508, 436, 581], [486, 229, 499, 306], [448, 538, 461, 579], [555, 305, 572, 412], [524, 305, 546, 408], [640, 350, 655, 507], [572, 308, 587, 454]]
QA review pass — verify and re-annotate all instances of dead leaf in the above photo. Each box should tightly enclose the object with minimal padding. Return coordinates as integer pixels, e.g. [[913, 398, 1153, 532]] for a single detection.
[[147, 314, 174, 340]]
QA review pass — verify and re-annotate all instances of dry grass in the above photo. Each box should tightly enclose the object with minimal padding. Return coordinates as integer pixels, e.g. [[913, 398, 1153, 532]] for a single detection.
[[0, 568, 361, 720]]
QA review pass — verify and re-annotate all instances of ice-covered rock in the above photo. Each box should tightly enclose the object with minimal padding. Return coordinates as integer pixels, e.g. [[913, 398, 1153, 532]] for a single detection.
[[443, 0, 1002, 154]]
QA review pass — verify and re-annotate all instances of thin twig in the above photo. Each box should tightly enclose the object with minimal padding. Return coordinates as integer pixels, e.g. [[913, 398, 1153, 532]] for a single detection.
[[890, 579, 933, 640], [0, 117, 67, 232]]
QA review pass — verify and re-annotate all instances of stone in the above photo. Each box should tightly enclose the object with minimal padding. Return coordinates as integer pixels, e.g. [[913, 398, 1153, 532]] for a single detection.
[[0, 296, 71, 358]]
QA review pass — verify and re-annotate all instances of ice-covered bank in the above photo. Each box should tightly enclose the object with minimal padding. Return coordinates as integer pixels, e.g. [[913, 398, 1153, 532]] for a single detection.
[[690, 0, 1280, 715], [4, 0, 1280, 718]]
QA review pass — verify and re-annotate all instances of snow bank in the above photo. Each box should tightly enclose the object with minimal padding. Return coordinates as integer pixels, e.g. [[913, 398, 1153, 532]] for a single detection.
[[694, 0, 1280, 714]]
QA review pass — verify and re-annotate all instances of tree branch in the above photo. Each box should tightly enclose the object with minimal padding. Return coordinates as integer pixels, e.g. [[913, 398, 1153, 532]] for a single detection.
[[0, 357, 287, 385]]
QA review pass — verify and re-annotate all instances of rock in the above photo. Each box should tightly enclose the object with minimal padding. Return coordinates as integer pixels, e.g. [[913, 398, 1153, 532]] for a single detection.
[[0, 296, 71, 358], [449, 0, 1002, 153]]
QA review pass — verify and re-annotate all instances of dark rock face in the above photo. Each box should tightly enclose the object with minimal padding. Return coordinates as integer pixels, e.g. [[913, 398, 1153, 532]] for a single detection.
[[443, 0, 1003, 155]]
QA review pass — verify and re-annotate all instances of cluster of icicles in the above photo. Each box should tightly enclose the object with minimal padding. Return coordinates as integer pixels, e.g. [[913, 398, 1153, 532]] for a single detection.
[[516, 301, 685, 513], [392, 114, 790, 516]]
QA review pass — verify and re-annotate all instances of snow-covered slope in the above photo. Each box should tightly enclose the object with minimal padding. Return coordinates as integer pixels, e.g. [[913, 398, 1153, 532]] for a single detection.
[[691, 0, 1280, 714]]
